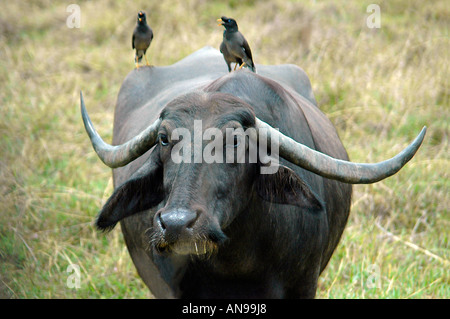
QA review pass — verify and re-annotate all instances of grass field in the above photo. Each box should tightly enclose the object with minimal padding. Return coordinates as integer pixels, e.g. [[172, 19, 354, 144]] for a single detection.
[[0, 0, 448, 298]]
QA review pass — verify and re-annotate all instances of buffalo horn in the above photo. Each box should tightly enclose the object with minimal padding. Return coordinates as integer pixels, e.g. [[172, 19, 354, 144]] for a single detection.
[[80, 91, 161, 168], [255, 118, 426, 184]]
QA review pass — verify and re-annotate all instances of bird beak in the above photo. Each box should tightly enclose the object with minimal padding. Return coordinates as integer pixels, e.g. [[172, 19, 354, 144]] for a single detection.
[[139, 18, 142, 22], [217, 18, 223, 26]]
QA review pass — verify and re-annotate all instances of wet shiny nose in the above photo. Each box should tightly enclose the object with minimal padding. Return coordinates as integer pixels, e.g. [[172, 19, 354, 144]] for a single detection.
[[157, 209, 198, 241]]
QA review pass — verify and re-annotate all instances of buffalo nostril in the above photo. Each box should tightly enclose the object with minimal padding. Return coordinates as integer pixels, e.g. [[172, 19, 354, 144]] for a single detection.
[[156, 211, 166, 230], [186, 213, 198, 229]]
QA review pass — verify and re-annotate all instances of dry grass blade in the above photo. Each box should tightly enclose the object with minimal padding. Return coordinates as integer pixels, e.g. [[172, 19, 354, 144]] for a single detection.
[[375, 222, 449, 267]]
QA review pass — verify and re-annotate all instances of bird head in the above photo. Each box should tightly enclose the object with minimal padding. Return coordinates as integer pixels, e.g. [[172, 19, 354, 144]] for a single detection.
[[217, 16, 238, 31], [137, 11, 147, 24]]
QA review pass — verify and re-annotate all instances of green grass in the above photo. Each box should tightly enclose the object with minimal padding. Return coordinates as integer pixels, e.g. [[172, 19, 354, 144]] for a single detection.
[[0, 0, 448, 298]]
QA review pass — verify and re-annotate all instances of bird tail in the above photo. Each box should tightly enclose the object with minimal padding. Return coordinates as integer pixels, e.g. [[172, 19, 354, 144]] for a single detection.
[[247, 62, 256, 73], [243, 59, 256, 73]]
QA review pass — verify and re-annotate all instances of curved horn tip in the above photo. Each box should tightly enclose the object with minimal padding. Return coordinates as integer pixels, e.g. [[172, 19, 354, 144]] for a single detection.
[[80, 91, 94, 136], [80, 90, 88, 118], [412, 126, 427, 150], [80, 90, 84, 105], [420, 126, 427, 138]]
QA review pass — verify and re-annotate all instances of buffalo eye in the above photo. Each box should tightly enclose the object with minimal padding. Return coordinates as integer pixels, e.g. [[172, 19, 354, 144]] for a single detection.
[[159, 134, 169, 146]]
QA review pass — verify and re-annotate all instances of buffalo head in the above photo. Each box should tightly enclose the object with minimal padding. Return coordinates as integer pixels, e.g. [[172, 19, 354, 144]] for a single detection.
[[85, 91, 326, 256]]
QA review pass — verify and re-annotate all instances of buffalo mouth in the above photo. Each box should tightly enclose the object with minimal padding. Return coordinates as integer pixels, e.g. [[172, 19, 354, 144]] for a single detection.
[[154, 238, 219, 256], [149, 226, 227, 257]]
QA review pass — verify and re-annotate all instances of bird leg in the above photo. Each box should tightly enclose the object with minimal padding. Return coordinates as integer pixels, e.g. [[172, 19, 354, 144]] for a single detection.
[[135, 55, 140, 69], [234, 63, 238, 71], [238, 62, 247, 70], [144, 54, 150, 66]]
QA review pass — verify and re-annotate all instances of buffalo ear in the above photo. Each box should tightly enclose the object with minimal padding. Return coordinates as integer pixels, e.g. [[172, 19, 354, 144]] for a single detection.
[[96, 158, 164, 232], [256, 165, 324, 213]]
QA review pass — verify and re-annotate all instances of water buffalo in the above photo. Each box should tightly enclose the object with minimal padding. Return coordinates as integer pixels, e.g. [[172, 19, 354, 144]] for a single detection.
[[81, 46, 426, 298]]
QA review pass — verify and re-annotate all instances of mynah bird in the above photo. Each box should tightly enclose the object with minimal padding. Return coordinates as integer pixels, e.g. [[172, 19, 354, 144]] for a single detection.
[[218, 16, 256, 73], [132, 11, 153, 68]]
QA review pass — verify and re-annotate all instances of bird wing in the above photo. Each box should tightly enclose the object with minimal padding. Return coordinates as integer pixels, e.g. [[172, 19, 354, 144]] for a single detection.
[[220, 41, 226, 54], [242, 37, 253, 62], [132, 32, 135, 49]]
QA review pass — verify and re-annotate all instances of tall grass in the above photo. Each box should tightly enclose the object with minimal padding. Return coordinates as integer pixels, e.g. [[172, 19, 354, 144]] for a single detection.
[[0, 0, 448, 298]]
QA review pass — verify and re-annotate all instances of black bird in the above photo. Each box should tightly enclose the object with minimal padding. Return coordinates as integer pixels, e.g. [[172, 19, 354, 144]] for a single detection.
[[132, 11, 153, 68], [218, 16, 255, 73]]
